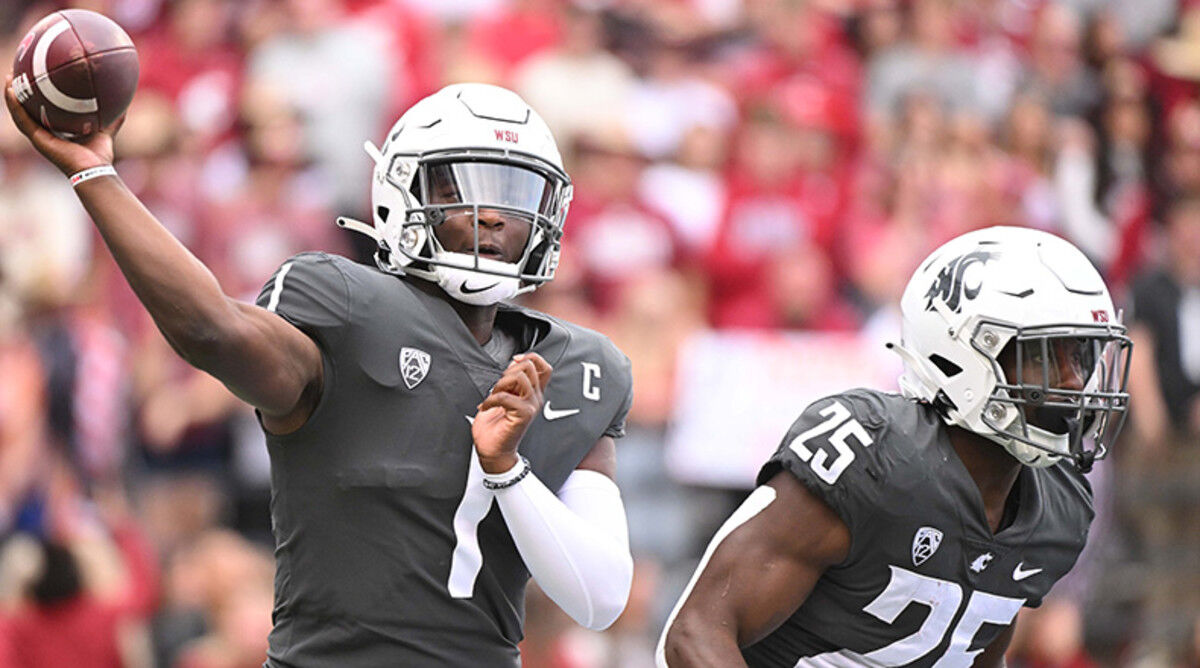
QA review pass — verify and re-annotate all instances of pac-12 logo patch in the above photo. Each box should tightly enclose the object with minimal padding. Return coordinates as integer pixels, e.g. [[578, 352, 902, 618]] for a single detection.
[[912, 526, 944, 567], [400, 347, 431, 389]]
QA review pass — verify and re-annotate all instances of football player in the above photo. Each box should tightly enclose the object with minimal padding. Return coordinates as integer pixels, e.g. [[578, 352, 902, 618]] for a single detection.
[[5, 81, 634, 665], [658, 227, 1132, 667]]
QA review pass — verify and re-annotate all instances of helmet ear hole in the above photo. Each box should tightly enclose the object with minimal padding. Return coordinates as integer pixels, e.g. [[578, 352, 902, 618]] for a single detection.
[[928, 354, 962, 378], [377, 206, 391, 223]]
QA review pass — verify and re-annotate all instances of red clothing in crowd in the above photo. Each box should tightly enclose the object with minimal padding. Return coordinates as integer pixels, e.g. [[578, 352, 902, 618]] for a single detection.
[[567, 193, 685, 313], [466, 0, 564, 76], [703, 172, 854, 331], [135, 26, 243, 148], [0, 524, 160, 668], [728, 11, 862, 142]]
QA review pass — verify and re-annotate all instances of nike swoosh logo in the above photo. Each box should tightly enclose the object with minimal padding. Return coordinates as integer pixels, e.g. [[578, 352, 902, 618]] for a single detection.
[[543, 402, 580, 421], [1012, 563, 1043, 581], [460, 280, 500, 295]]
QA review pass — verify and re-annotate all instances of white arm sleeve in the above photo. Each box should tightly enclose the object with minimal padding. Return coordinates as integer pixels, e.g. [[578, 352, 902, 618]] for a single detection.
[[491, 468, 633, 630]]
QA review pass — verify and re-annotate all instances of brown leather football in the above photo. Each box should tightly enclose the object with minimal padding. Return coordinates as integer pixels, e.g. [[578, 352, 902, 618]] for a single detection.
[[10, 9, 139, 140]]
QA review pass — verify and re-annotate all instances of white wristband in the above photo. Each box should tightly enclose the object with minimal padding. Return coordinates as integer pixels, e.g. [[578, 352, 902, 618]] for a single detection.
[[481, 455, 531, 490], [69, 165, 116, 187]]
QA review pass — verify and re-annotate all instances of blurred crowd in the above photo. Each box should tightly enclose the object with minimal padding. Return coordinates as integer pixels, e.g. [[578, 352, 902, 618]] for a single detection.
[[2, 0, 1200, 665]]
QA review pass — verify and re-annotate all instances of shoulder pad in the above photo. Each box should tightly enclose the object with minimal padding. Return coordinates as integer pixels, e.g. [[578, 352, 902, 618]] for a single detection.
[[256, 252, 354, 348], [757, 389, 918, 545]]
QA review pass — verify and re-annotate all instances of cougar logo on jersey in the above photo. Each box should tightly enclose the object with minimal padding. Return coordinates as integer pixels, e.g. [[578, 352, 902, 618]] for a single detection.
[[911, 526, 943, 566], [400, 347, 431, 389], [923, 250, 995, 313], [969, 552, 994, 573]]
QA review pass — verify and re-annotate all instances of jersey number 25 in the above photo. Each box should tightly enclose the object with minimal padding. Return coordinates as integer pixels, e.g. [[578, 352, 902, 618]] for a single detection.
[[787, 401, 873, 484]]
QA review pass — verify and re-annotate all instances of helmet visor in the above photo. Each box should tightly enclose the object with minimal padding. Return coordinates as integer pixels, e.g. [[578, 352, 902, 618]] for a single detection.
[[420, 161, 558, 218]]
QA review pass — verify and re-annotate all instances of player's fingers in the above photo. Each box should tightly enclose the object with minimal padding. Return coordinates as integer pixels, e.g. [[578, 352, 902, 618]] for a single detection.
[[4, 76, 66, 160], [491, 360, 536, 399], [504, 358, 541, 397], [478, 391, 534, 418], [489, 370, 523, 397], [495, 365, 537, 401], [515, 353, 552, 391], [473, 405, 505, 426]]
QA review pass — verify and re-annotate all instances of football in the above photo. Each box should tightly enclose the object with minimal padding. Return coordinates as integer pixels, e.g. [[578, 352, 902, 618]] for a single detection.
[[10, 9, 139, 140]]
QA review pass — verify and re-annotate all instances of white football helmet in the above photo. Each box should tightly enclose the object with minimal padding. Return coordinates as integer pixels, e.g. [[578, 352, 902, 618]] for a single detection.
[[890, 226, 1131, 471], [337, 83, 573, 305]]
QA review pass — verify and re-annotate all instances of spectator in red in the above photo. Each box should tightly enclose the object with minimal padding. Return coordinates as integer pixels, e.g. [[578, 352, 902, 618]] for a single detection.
[[0, 489, 159, 668], [566, 128, 685, 314], [703, 100, 856, 331], [135, 0, 243, 150], [730, 0, 861, 129], [465, 0, 564, 79], [1149, 5, 1200, 114], [200, 84, 342, 300]]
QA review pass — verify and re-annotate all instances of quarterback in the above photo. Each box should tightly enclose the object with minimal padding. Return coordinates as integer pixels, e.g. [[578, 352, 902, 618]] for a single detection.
[[6, 81, 634, 665], [659, 227, 1131, 666]]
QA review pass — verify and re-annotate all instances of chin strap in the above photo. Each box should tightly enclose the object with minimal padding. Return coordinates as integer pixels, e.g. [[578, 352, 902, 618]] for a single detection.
[[1062, 417, 1096, 472]]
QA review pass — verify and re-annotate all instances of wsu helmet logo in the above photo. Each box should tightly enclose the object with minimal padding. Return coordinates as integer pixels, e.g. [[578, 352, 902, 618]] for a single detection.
[[924, 250, 995, 313]]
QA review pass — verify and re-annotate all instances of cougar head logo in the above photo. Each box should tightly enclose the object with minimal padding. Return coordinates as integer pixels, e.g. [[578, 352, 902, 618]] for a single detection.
[[924, 250, 995, 313]]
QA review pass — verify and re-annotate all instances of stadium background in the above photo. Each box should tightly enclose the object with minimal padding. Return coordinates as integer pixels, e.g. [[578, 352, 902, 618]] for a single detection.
[[2, 0, 1199, 664]]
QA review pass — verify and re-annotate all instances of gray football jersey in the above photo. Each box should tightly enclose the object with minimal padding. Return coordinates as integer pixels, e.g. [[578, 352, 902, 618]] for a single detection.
[[254, 252, 633, 667], [743, 389, 1092, 667]]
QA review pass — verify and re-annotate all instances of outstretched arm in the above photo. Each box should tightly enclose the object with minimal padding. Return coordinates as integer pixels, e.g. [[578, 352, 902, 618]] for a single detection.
[[472, 354, 633, 630], [5, 78, 321, 431], [658, 470, 851, 667]]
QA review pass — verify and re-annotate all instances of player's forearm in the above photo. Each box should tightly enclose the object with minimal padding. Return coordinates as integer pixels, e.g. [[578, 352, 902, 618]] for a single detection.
[[490, 467, 632, 630], [74, 176, 237, 363]]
